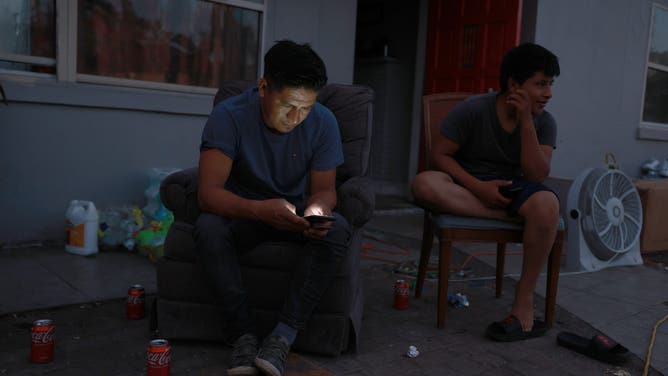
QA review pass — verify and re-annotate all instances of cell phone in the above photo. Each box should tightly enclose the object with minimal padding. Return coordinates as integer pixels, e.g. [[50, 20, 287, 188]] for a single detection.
[[498, 183, 524, 198], [304, 214, 336, 223], [304, 215, 335, 230]]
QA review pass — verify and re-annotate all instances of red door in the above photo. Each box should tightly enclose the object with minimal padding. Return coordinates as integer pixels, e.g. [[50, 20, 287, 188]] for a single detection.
[[423, 0, 522, 95]]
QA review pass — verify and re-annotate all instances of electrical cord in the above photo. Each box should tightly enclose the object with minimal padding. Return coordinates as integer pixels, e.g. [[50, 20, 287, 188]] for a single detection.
[[643, 312, 668, 376]]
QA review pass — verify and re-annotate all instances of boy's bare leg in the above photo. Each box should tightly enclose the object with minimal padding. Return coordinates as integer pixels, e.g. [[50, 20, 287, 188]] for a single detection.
[[413, 171, 560, 331], [412, 171, 508, 220], [513, 191, 559, 331]]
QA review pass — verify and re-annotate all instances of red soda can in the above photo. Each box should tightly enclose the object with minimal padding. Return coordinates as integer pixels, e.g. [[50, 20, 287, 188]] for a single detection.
[[30, 319, 55, 363], [394, 279, 410, 310], [127, 284, 145, 319], [147, 339, 171, 376]]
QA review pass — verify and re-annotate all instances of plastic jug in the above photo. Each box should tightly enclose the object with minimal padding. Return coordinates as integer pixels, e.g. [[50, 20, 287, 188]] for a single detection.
[[65, 200, 99, 256]]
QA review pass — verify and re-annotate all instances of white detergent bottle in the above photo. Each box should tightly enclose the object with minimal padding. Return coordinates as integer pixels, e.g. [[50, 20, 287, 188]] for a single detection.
[[65, 200, 99, 256]]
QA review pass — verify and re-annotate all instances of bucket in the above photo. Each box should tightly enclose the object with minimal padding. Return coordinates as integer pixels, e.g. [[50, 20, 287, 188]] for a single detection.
[[65, 200, 99, 256]]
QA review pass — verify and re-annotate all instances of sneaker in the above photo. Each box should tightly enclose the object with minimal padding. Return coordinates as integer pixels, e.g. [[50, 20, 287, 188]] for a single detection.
[[228, 333, 259, 376], [254, 335, 290, 376]]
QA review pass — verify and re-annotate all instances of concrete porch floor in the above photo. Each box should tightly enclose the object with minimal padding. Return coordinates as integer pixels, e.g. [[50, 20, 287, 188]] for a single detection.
[[1, 203, 666, 375]]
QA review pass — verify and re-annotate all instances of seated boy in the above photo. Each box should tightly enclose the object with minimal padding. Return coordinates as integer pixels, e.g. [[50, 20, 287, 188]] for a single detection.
[[412, 43, 561, 341]]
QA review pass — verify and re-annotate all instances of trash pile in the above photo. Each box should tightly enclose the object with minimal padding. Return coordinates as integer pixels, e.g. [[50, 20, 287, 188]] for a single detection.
[[394, 260, 438, 280], [405, 345, 420, 358], [640, 158, 668, 179], [98, 168, 178, 262], [448, 292, 470, 308]]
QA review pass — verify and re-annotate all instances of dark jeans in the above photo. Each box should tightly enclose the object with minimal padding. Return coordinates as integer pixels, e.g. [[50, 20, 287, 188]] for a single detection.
[[194, 211, 351, 341]]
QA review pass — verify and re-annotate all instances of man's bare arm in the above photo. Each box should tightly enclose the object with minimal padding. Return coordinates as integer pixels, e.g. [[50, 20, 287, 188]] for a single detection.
[[198, 149, 308, 231], [305, 169, 337, 216], [431, 136, 474, 188], [518, 116, 552, 182], [198, 149, 254, 218], [508, 89, 552, 182], [302, 168, 337, 238], [431, 135, 511, 208]]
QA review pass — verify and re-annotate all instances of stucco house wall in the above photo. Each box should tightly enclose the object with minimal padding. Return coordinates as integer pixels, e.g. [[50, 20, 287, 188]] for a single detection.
[[535, 0, 668, 179], [0, 0, 357, 244]]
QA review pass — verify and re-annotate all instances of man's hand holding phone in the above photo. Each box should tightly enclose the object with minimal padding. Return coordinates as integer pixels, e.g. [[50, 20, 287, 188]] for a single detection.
[[474, 180, 513, 208], [304, 214, 336, 230], [498, 181, 524, 199], [303, 202, 336, 238]]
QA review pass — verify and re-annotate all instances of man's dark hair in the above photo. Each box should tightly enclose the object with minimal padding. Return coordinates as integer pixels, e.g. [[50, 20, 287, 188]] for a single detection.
[[263, 40, 327, 91], [499, 43, 560, 92]]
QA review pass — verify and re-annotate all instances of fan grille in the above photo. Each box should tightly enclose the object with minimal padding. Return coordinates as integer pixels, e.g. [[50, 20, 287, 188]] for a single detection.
[[578, 168, 643, 260]]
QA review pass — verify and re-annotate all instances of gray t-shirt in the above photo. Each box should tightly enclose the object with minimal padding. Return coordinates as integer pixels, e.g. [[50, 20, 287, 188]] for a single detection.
[[440, 92, 557, 177]]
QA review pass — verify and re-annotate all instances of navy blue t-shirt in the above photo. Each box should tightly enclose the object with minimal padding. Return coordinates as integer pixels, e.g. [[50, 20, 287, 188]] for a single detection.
[[200, 88, 344, 206]]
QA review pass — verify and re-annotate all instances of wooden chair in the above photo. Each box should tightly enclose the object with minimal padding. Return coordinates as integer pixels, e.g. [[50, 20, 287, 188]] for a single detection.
[[413, 92, 565, 329]]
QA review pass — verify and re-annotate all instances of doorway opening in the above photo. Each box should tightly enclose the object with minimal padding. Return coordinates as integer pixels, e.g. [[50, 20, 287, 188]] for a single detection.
[[353, 0, 422, 197]]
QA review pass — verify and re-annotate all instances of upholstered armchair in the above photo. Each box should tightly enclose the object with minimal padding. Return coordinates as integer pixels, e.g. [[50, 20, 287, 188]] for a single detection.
[[151, 82, 375, 356]]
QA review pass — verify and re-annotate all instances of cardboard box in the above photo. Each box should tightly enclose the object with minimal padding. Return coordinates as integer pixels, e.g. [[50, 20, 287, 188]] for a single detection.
[[634, 179, 668, 253]]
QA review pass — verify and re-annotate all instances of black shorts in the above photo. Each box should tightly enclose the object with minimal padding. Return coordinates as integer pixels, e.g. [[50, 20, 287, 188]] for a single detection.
[[476, 175, 558, 217]]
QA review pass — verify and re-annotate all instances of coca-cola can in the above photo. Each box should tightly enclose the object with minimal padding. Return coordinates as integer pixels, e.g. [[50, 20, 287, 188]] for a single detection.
[[147, 339, 171, 376], [127, 284, 145, 319], [30, 319, 54, 363], [394, 279, 410, 310]]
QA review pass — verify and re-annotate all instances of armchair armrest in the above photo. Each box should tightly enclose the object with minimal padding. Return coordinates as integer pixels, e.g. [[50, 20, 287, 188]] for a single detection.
[[160, 167, 200, 224], [336, 176, 375, 228]]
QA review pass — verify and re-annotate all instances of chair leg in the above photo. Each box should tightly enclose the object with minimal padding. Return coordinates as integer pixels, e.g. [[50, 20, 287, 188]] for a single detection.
[[415, 212, 434, 298], [437, 239, 452, 329], [495, 243, 507, 298], [545, 230, 564, 328]]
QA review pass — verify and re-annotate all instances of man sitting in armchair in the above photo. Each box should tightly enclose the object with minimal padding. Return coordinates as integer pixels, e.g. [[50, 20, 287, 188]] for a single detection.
[[196, 40, 350, 376]]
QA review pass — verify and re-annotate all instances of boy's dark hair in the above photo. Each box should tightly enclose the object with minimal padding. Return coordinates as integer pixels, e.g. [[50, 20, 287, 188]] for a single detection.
[[263, 40, 327, 91], [499, 43, 560, 92]]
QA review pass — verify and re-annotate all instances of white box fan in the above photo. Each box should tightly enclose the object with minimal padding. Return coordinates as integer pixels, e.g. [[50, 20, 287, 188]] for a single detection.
[[566, 167, 644, 271]]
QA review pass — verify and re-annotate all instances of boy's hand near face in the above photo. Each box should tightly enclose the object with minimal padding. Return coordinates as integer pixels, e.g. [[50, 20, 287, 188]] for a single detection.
[[506, 88, 533, 125]]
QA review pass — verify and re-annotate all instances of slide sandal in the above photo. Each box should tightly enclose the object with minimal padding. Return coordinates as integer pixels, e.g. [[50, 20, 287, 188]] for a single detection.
[[485, 315, 548, 342], [557, 331, 629, 364]]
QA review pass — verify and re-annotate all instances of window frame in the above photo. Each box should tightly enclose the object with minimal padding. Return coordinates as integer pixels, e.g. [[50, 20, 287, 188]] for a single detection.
[[0, 0, 58, 71], [0, 53, 56, 67], [0, 0, 265, 114], [638, 2, 668, 141]]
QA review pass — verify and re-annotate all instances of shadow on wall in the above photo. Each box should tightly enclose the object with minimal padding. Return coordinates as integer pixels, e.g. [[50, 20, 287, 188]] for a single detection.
[[0, 83, 7, 105], [544, 177, 573, 218]]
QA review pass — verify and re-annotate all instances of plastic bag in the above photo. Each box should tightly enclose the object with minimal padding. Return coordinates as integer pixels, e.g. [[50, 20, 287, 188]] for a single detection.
[[98, 206, 145, 250], [142, 167, 179, 221]]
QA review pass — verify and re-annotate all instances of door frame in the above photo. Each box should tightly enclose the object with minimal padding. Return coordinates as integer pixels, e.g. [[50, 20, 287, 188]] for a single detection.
[[405, 0, 537, 196]]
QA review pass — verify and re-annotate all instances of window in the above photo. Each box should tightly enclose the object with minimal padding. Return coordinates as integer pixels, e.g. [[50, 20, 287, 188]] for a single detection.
[[0, 0, 263, 92], [77, 0, 261, 89], [642, 4, 668, 126], [0, 0, 56, 74]]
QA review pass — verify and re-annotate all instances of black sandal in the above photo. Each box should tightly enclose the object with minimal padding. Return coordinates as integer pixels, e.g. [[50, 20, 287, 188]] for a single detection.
[[485, 315, 547, 342], [557, 331, 629, 364]]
